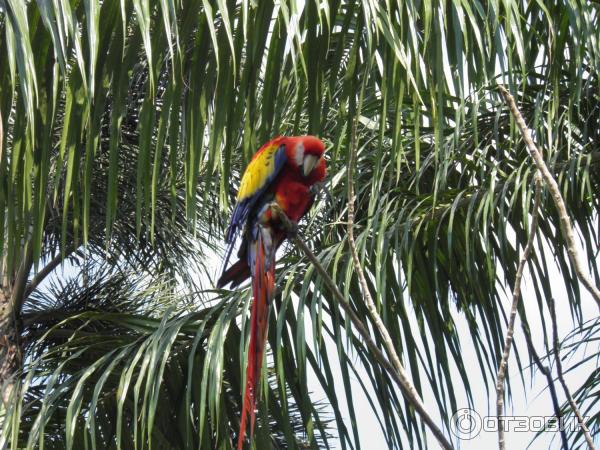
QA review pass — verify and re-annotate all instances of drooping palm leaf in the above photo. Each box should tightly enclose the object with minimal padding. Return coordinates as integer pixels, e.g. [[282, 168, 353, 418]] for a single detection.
[[4, 262, 337, 449], [1, 1, 600, 449]]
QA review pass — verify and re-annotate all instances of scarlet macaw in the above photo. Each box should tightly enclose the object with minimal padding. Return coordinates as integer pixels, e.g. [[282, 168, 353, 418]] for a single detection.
[[217, 135, 326, 449]]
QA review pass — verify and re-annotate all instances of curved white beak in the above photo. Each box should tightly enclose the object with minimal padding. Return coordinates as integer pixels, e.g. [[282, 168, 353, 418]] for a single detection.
[[303, 154, 319, 176]]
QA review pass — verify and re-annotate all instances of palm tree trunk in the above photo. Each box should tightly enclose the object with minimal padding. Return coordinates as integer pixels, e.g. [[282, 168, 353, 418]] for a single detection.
[[0, 101, 17, 405], [0, 246, 32, 406], [0, 284, 20, 405]]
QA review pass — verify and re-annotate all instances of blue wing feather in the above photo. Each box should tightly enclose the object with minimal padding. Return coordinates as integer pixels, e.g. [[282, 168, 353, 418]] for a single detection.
[[220, 145, 287, 276]]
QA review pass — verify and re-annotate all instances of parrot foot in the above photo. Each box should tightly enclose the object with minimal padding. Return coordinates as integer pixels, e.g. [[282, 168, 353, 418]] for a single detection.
[[285, 220, 299, 237], [310, 181, 332, 205], [309, 181, 326, 195], [269, 203, 298, 236]]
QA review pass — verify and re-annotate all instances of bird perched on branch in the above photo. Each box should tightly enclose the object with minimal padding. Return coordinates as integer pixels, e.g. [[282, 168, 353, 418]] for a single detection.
[[217, 135, 326, 449]]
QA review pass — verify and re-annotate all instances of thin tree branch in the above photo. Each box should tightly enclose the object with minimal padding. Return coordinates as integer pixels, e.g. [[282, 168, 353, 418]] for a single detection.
[[549, 297, 596, 450], [496, 176, 542, 450], [520, 318, 569, 450], [498, 84, 600, 310]]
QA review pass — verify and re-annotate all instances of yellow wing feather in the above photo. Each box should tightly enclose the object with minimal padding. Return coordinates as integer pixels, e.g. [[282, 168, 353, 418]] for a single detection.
[[237, 143, 282, 200]]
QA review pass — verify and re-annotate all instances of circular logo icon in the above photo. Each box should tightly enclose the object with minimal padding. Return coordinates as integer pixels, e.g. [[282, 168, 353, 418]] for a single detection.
[[450, 408, 482, 440]]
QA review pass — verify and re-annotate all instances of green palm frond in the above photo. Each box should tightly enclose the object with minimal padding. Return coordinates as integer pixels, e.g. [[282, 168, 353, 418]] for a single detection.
[[1, 0, 597, 273], [2, 1, 600, 449], [5, 264, 336, 449]]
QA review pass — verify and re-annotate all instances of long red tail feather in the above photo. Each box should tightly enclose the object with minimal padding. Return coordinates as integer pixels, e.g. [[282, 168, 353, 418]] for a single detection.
[[237, 231, 275, 450]]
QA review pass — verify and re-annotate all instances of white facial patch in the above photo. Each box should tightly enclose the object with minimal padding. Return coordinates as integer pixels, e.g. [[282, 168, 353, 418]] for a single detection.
[[294, 142, 305, 167]]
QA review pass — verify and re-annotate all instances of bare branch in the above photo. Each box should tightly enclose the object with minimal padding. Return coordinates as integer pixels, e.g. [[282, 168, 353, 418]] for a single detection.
[[498, 84, 600, 310], [496, 176, 542, 450], [549, 297, 596, 450]]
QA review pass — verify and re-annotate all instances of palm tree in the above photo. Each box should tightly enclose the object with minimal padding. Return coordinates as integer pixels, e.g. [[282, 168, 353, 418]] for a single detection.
[[1, 0, 599, 449]]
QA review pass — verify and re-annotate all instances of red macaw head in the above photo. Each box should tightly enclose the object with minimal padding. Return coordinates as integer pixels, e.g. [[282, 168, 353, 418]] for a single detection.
[[284, 135, 326, 179]]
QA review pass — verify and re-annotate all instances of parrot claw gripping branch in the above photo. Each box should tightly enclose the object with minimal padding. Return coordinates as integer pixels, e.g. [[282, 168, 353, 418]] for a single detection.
[[217, 136, 327, 449]]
